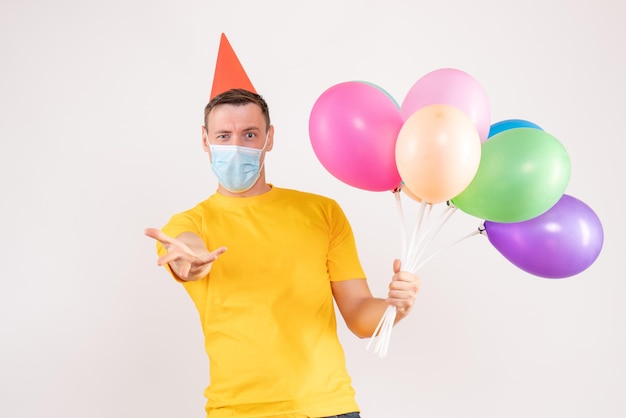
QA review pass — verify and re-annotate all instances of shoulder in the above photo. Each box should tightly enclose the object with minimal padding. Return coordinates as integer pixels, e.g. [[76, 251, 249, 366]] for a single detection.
[[274, 186, 338, 206], [164, 195, 215, 226], [272, 187, 350, 224]]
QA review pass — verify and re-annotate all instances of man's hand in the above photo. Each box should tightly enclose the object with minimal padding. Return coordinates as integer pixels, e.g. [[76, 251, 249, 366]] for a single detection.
[[144, 228, 227, 281], [387, 259, 420, 318]]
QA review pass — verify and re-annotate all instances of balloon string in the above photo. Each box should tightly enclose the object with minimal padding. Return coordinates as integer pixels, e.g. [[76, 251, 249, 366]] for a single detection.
[[367, 305, 396, 357], [403, 203, 451, 273], [406, 205, 457, 272], [368, 189, 404, 358], [393, 189, 407, 264], [369, 200, 429, 357], [379, 306, 396, 356], [369, 199, 434, 358], [414, 226, 481, 271], [405, 201, 430, 268], [366, 306, 387, 348], [368, 204, 480, 358]]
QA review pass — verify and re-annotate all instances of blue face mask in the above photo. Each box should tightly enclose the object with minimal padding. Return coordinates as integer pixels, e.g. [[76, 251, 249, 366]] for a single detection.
[[209, 136, 268, 193]]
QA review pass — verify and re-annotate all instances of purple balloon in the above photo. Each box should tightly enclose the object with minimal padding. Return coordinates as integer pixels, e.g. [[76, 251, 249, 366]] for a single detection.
[[484, 194, 603, 279]]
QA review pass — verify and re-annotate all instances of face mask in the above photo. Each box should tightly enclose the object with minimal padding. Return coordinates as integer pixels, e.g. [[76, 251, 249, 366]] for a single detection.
[[209, 135, 268, 193]]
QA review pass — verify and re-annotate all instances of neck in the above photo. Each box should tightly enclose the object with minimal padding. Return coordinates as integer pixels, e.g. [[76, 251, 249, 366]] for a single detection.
[[217, 173, 271, 198]]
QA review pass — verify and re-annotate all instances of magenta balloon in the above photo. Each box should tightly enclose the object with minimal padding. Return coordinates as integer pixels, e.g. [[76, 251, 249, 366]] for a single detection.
[[484, 194, 604, 279], [309, 81, 403, 192], [400, 68, 491, 142]]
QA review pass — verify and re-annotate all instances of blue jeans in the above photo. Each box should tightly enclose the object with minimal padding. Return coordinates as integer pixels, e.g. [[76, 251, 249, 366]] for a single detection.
[[323, 413, 361, 418]]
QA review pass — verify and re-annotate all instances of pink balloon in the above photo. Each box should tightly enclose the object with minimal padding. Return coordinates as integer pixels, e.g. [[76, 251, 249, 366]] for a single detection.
[[309, 81, 403, 191], [400, 68, 491, 142]]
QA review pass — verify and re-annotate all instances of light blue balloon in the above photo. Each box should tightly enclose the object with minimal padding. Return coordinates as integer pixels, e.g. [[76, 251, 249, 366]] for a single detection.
[[357, 80, 400, 109], [488, 119, 543, 138]]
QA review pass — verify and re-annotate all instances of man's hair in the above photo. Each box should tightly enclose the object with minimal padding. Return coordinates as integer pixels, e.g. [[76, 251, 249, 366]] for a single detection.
[[204, 88, 271, 131]]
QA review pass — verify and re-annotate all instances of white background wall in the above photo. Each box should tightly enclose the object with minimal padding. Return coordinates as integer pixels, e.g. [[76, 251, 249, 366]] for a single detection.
[[1, 1, 624, 417]]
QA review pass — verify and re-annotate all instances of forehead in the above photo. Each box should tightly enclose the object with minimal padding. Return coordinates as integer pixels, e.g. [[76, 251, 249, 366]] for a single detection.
[[207, 103, 265, 131]]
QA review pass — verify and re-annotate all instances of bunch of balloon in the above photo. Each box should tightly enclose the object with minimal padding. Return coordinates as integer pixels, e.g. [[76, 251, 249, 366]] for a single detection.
[[309, 72, 605, 358], [367, 68, 491, 357], [452, 119, 604, 278]]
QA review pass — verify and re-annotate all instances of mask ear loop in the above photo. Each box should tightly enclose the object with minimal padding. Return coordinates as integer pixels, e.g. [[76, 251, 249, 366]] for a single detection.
[[257, 132, 270, 171]]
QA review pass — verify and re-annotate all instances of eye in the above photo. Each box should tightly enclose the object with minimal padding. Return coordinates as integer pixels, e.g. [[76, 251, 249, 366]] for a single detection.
[[245, 132, 256, 139]]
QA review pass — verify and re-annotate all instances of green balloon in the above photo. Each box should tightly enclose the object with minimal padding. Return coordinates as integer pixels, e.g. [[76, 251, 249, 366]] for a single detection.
[[451, 128, 570, 222]]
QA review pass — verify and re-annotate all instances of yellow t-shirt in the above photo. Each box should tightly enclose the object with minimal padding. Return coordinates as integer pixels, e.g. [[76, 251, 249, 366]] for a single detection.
[[157, 186, 366, 417]]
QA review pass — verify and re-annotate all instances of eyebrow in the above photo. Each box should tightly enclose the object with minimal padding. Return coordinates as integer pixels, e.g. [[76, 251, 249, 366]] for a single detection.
[[214, 126, 261, 134]]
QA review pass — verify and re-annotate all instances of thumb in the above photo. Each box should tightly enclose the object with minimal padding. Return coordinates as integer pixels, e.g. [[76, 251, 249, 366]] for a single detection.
[[393, 259, 401, 274], [197, 246, 228, 264]]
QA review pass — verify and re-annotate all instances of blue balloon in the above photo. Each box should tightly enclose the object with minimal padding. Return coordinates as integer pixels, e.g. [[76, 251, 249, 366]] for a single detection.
[[488, 119, 543, 138], [358, 80, 401, 108]]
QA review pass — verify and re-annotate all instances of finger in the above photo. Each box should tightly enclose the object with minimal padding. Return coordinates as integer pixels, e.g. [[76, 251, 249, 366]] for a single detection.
[[392, 271, 420, 284], [389, 275, 420, 298], [144, 227, 159, 236], [387, 297, 414, 312], [195, 246, 228, 265], [212, 246, 228, 257], [144, 228, 174, 245], [393, 258, 401, 274], [157, 250, 187, 266], [395, 305, 409, 313], [146, 229, 196, 256], [389, 284, 420, 301], [389, 282, 413, 293], [388, 286, 418, 298], [179, 261, 191, 279]]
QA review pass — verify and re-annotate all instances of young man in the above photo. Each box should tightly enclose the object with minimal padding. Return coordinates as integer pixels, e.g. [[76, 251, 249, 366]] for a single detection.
[[145, 88, 419, 418], [145, 34, 419, 418]]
